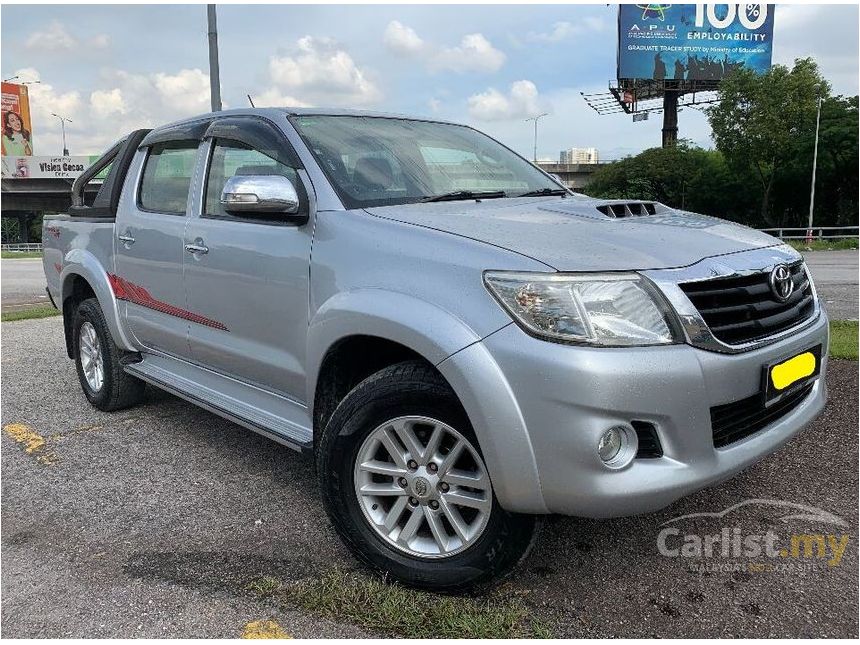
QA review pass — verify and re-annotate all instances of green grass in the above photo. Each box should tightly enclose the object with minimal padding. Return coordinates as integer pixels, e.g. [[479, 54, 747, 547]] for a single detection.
[[786, 238, 858, 252], [1, 251, 43, 259], [829, 320, 858, 360], [282, 569, 553, 638], [1, 306, 61, 322]]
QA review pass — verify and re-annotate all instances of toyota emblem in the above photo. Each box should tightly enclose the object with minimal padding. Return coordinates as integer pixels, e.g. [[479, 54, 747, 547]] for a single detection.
[[769, 264, 794, 302]]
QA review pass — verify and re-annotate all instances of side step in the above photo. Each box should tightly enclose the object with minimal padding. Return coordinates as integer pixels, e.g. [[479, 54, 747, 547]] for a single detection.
[[125, 354, 313, 453]]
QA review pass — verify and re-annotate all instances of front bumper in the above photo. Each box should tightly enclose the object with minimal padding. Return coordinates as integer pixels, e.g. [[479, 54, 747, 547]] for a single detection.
[[439, 305, 829, 517]]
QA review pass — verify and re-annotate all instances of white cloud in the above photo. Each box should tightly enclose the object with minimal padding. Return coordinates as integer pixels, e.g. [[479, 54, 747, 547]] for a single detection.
[[89, 88, 127, 118], [15, 66, 218, 155], [25, 20, 110, 51], [432, 33, 506, 73], [527, 17, 607, 43], [151, 68, 212, 114], [384, 21, 424, 54], [253, 87, 311, 108], [268, 36, 380, 105], [383, 22, 505, 74], [467, 80, 547, 121]]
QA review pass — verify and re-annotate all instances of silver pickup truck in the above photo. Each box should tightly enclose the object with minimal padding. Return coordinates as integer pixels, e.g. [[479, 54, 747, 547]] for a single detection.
[[43, 108, 828, 591]]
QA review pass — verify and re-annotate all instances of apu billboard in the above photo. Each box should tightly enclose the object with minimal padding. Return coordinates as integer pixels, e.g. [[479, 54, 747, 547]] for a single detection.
[[618, 4, 775, 82], [1, 82, 34, 156]]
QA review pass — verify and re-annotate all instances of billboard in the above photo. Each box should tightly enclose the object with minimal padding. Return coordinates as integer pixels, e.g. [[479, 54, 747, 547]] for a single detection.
[[1, 155, 101, 179], [618, 4, 775, 82], [1, 82, 34, 156]]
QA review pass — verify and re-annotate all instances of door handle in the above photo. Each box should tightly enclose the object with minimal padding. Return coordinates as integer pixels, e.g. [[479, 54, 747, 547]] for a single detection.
[[118, 234, 135, 245], [184, 243, 209, 255]]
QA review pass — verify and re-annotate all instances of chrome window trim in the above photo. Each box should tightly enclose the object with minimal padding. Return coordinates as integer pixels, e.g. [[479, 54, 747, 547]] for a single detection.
[[643, 244, 820, 354]]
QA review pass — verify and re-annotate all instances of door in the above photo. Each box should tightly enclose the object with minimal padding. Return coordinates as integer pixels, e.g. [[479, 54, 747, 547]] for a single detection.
[[183, 132, 313, 401], [114, 141, 200, 358]]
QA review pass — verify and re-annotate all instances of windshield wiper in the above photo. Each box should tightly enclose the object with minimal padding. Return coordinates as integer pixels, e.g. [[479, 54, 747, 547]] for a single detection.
[[420, 190, 507, 203], [517, 188, 569, 198]]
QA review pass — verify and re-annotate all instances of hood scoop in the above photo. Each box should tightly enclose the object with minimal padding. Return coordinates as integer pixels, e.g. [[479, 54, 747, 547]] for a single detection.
[[595, 202, 658, 218]]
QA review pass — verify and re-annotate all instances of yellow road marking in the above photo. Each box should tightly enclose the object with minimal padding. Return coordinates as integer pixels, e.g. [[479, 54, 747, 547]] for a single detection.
[[4, 423, 46, 453], [3, 423, 58, 464], [771, 352, 816, 390], [242, 620, 291, 639]]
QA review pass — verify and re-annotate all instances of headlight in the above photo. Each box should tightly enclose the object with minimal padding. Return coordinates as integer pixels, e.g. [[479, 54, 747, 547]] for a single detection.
[[484, 271, 679, 346]]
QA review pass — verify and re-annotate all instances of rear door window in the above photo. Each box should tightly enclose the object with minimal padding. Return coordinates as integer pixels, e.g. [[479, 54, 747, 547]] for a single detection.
[[138, 142, 199, 215]]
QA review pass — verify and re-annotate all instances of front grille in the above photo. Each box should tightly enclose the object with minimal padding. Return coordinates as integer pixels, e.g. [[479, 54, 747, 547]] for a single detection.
[[710, 383, 814, 448], [633, 421, 663, 458], [680, 262, 814, 345]]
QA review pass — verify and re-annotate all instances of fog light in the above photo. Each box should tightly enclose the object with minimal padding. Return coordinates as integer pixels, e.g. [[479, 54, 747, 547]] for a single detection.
[[598, 427, 623, 462], [597, 425, 637, 468]]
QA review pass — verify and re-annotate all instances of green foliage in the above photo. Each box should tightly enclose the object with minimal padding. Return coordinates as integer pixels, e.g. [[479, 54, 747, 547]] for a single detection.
[[582, 142, 753, 220], [706, 58, 826, 225], [829, 321, 858, 360], [583, 59, 857, 229], [1, 252, 43, 259], [1, 306, 61, 322], [786, 238, 858, 252], [285, 569, 554, 638]]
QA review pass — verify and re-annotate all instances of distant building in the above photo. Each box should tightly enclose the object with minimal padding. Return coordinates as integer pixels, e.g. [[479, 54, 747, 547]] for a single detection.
[[559, 147, 599, 164]]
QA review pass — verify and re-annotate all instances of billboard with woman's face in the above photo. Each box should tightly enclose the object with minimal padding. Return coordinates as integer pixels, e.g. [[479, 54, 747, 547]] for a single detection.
[[2, 82, 34, 156]]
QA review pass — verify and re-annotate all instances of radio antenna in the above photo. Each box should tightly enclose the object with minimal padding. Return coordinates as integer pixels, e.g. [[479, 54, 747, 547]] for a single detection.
[[247, 94, 255, 107]]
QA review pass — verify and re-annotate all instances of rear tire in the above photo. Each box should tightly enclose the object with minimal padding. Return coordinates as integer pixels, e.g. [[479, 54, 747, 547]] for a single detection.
[[317, 360, 537, 592], [72, 297, 145, 411]]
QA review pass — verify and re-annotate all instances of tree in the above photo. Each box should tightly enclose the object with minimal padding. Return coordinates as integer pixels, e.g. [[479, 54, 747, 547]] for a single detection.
[[706, 58, 828, 226], [582, 142, 754, 221]]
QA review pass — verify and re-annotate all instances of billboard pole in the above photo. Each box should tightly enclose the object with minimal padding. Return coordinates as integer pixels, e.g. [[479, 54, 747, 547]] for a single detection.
[[661, 90, 679, 148], [207, 4, 222, 112]]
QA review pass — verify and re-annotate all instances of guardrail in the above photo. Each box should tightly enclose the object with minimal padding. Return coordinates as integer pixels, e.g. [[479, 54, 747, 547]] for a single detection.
[[1, 243, 43, 252], [760, 226, 859, 240]]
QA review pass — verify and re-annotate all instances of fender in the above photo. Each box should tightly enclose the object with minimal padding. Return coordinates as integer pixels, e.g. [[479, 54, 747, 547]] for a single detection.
[[61, 248, 137, 353], [306, 288, 546, 513], [307, 288, 482, 394]]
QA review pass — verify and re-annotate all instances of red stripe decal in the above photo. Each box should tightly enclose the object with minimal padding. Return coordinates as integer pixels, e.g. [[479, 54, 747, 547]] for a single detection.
[[107, 273, 228, 331]]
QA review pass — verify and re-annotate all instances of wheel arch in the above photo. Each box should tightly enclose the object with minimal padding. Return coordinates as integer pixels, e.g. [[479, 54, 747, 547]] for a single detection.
[[60, 249, 135, 358], [307, 289, 546, 513]]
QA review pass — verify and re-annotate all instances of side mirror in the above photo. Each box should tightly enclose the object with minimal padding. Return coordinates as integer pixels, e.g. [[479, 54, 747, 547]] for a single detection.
[[221, 175, 301, 216]]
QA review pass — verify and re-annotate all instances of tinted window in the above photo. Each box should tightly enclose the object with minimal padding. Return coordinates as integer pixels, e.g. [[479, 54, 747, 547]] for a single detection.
[[139, 142, 198, 214], [291, 115, 557, 209], [204, 140, 301, 219]]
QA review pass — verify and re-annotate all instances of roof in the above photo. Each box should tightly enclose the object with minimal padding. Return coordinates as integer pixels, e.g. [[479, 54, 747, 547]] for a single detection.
[[146, 107, 462, 136]]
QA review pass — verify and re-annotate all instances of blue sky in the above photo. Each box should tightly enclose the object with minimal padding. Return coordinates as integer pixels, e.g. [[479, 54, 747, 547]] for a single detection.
[[2, 3, 858, 159]]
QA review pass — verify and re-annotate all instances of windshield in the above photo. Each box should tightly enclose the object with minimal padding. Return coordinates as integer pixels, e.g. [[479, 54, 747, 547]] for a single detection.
[[290, 115, 560, 208]]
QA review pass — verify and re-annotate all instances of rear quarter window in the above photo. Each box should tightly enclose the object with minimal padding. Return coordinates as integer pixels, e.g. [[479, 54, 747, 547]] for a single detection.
[[138, 142, 199, 215]]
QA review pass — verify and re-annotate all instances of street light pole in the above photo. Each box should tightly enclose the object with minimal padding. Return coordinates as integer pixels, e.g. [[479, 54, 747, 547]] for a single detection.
[[525, 112, 549, 162], [207, 4, 222, 112], [806, 85, 823, 242], [51, 113, 72, 155]]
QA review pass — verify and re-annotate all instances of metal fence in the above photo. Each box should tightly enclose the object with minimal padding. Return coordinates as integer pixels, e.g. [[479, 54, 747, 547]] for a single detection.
[[1, 243, 43, 253], [759, 226, 859, 240]]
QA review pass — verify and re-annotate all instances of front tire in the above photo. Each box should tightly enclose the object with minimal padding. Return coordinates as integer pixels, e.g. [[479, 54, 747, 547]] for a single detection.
[[72, 297, 146, 411], [317, 360, 537, 592]]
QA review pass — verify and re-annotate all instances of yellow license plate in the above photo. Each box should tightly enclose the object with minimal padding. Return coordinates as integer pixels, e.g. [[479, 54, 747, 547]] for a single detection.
[[765, 345, 821, 403]]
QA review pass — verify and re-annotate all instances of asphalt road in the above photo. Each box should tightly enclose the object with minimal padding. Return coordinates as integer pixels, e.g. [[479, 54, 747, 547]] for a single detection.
[[2, 316, 857, 637], [2, 250, 857, 318], [0, 258, 50, 310], [801, 250, 859, 320]]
